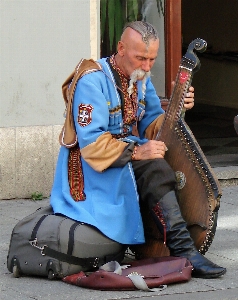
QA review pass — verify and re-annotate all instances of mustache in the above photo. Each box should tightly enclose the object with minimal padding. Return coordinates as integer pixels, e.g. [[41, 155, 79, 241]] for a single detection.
[[130, 69, 151, 81], [127, 69, 151, 96]]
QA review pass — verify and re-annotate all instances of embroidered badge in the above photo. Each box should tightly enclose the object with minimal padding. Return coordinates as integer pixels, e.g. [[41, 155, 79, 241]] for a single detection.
[[78, 104, 93, 127]]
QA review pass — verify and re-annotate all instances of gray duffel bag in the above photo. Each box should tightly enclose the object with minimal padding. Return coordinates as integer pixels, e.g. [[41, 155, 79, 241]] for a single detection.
[[7, 206, 125, 279]]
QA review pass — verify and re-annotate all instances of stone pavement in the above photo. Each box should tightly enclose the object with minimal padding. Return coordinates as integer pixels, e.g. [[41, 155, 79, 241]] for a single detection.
[[1, 185, 238, 300]]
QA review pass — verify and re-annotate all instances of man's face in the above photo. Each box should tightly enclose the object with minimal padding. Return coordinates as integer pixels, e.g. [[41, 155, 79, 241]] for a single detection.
[[117, 28, 159, 80]]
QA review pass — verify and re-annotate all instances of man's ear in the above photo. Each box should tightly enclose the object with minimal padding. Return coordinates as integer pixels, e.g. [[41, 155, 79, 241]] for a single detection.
[[117, 41, 125, 56]]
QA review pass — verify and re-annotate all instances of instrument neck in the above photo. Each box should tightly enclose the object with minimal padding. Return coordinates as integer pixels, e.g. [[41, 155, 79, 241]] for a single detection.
[[156, 65, 192, 141]]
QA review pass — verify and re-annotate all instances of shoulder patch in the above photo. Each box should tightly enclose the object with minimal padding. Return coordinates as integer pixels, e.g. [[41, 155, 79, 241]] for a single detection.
[[77, 104, 94, 127]]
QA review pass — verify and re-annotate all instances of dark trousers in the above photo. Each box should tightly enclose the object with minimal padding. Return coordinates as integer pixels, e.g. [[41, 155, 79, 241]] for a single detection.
[[132, 158, 177, 209]]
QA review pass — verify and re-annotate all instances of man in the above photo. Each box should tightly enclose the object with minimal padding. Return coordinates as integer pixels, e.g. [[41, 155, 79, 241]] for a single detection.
[[51, 21, 226, 278]]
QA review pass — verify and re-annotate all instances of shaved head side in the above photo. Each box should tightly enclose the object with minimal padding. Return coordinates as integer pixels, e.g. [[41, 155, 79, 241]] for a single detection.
[[120, 27, 145, 50], [122, 21, 159, 45]]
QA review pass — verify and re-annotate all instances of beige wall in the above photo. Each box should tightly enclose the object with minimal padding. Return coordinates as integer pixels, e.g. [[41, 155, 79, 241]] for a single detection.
[[0, 0, 100, 199], [0, 125, 61, 199]]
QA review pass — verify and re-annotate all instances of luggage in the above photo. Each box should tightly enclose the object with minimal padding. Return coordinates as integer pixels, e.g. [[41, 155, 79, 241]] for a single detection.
[[7, 206, 125, 279]]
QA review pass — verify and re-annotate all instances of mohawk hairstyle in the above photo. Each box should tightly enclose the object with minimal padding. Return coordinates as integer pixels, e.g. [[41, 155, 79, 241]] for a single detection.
[[123, 21, 159, 45]]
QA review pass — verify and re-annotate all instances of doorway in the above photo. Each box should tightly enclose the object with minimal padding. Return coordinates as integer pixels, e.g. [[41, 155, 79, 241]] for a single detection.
[[181, 0, 238, 162]]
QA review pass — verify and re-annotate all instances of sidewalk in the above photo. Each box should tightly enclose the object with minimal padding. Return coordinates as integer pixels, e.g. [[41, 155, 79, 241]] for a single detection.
[[1, 185, 238, 300]]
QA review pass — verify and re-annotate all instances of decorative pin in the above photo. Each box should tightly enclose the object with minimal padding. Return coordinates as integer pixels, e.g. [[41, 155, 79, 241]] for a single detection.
[[175, 171, 186, 190]]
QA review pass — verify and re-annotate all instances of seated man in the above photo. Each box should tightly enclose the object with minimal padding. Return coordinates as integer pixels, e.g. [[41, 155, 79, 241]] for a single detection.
[[50, 21, 226, 278]]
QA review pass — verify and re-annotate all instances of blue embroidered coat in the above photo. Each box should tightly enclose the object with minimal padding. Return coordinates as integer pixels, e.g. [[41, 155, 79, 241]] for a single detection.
[[50, 58, 164, 245]]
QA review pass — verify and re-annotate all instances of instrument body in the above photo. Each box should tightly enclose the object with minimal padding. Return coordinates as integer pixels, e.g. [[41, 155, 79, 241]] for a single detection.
[[133, 39, 222, 258]]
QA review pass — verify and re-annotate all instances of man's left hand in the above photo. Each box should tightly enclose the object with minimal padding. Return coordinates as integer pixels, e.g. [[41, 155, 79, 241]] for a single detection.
[[184, 86, 194, 110]]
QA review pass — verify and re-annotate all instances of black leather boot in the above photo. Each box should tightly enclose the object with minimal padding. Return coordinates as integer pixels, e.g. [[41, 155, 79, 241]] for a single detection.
[[152, 191, 226, 279]]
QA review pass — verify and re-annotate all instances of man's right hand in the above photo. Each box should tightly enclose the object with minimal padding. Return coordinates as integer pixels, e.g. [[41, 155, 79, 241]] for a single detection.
[[134, 140, 168, 160]]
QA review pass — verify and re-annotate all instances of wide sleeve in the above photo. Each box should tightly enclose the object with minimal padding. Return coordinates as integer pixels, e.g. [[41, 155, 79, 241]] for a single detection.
[[73, 73, 128, 172], [145, 114, 165, 140]]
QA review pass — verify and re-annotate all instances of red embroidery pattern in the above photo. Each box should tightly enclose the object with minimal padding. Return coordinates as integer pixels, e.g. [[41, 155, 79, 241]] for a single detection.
[[78, 104, 93, 127], [152, 203, 167, 245], [68, 146, 85, 201], [110, 55, 138, 133]]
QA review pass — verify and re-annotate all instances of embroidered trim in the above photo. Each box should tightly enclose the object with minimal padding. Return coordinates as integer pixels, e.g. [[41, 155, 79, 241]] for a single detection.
[[152, 203, 167, 245], [110, 55, 138, 133], [111, 132, 130, 139], [131, 146, 138, 160], [68, 146, 86, 201]]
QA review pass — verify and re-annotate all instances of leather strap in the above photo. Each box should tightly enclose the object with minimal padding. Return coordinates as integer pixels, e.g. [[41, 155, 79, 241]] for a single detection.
[[41, 246, 101, 268]]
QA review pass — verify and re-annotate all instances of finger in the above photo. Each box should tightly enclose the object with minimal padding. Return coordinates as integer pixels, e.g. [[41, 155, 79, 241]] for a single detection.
[[185, 92, 194, 98], [157, 142, 168, 152], [184, 102, 194, 110], [184, 98, 194, 103]]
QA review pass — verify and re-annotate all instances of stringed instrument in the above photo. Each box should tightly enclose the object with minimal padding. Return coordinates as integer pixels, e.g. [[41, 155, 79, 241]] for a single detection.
[[132, 38, 222, 258]]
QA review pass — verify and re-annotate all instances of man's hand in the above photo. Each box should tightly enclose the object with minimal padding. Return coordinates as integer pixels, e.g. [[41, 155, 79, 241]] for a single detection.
[[133, 140, 168, 160], [184, 86, 194, 110]]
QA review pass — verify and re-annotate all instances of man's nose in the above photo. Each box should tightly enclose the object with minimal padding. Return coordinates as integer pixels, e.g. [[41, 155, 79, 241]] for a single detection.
[[141, 59, 151, 72]]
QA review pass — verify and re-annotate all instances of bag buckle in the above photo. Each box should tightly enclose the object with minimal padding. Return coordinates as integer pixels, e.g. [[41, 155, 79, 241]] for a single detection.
[[92, 257, 100, 268], [29, 238, 47, 255]]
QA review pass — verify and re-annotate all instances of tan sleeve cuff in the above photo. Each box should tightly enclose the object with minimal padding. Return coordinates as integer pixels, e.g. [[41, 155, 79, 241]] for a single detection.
[[80, 132, 128, 172], [145, 114, 165, 140]]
